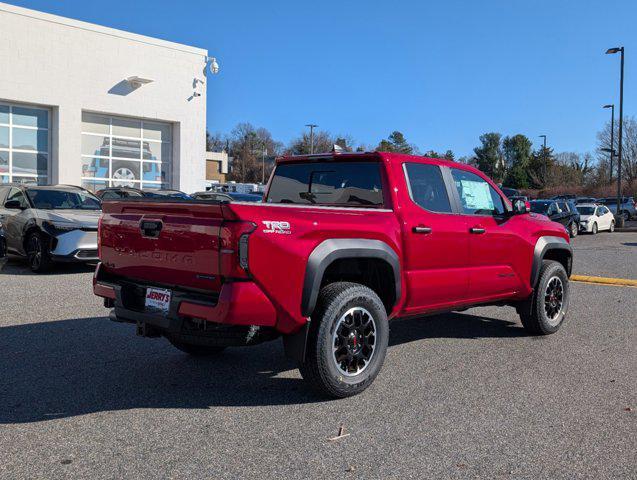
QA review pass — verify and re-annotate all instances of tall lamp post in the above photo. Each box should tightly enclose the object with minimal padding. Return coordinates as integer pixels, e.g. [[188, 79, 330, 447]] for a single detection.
[[305, 124, 318, 154], [606, 47, 625, 226], [539, 134, 547, 184], [603, 104, 615, 183], [261, 148, 267, 185]]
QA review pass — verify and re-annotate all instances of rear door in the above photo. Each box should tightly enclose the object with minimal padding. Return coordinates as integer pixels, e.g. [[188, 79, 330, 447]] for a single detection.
[[447, 168, 524, 300], [400, 162, 470, 313], [556, 201, 571, 226]]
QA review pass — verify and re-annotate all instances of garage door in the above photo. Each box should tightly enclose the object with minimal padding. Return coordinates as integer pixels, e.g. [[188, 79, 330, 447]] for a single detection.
[[81, 112, 172, 192]]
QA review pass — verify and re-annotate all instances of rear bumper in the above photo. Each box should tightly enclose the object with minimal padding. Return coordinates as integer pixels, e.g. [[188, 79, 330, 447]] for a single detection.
[[93, 263, 277, 334]]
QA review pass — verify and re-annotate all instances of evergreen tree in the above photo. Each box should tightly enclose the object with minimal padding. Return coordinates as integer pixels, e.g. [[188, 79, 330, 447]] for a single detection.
[[376, 131, 415, 154], [502, 134, 533, 188], [473, 133, 504, 181]]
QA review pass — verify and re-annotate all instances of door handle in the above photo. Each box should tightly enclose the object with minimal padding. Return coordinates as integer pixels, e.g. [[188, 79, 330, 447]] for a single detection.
[[412, 226, 432, 234], [469, 227, 486, 234]]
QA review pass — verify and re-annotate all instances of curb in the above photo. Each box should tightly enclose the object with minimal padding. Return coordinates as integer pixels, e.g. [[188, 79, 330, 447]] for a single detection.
[[571, 274, 637, 288], [615, 228, 637, 232]]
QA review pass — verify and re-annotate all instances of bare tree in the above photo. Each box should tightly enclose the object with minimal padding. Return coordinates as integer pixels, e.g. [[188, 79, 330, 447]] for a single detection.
[[285, 130, 344, 155], [206, 131, 226, 152], [226, 123, 282, 183], [596, 116, 637, 184]]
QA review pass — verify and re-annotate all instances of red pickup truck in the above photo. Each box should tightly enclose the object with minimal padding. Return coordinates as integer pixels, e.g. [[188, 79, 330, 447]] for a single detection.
[[94, 152, 572, 398]]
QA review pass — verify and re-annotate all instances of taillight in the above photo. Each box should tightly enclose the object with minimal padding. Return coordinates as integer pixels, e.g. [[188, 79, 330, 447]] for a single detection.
[[97, 215, 103, 259], [524, 201, 531, 213], [219, 221, 256, 279]]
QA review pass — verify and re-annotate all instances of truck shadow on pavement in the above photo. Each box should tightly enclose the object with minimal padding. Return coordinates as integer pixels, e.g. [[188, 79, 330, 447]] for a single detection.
[[1, 259, 96, 276], [0, 312, 526, 423]]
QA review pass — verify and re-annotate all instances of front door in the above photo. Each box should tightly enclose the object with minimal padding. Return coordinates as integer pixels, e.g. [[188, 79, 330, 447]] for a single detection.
[[447, 168, 524, 301], [399, 162, 470, 314], [2, 188, 30, 254]]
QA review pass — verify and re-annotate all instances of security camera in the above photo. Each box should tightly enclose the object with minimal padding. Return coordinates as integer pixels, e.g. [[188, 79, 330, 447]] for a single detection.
[[208, 57, 220, 75]]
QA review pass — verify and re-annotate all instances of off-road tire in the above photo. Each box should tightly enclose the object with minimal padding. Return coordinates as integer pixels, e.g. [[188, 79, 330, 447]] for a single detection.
[[168, 338, 227, 356], [299, 282, 389, 398], [26, 232, 52, 273], [518, 260, 569, 335]]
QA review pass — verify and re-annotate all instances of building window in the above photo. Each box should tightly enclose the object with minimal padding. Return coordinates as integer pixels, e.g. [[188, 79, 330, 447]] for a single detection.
[[0, 103, 50, 185], [80, 112, 172, 192]]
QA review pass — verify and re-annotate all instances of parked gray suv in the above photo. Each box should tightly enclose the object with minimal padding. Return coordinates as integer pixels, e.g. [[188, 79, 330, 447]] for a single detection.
[[0, 184, 101, 272], [600, 197, 637, 221]]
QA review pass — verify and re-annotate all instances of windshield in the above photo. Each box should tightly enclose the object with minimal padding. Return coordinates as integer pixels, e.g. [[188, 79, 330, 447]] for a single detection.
[[530, 201, 550, 214], [26, 189, 101, 210], [266, 161, 384, 207], [576, 206, 595, 215]]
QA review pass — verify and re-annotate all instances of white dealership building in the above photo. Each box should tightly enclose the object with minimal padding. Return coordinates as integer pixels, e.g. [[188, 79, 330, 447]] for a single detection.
[[0, 2, 210, 193]]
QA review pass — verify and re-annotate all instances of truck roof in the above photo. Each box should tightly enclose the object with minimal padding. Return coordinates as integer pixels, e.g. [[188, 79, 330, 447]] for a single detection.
[[275, 151, 460, 167]]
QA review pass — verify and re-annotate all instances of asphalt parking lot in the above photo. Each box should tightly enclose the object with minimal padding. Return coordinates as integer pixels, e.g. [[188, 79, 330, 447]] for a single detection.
[[0, 233, 635, 479]]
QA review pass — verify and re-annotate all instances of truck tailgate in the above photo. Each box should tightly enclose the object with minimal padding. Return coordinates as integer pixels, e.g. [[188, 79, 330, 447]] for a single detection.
[[99, 200, 228, 292]]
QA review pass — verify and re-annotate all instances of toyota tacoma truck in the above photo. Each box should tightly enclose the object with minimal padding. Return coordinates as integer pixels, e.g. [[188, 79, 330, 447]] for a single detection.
[[94, 152, 572, 398]]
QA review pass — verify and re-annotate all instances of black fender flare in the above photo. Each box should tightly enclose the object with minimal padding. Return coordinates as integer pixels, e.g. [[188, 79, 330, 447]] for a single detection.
[[300, 238, 401, 318], [284, 238, 401, 362], [531, 236, 573, 287]]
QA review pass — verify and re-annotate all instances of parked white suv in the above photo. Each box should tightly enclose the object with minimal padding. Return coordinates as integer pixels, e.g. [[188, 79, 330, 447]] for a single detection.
[[576, 204, 615, 234]]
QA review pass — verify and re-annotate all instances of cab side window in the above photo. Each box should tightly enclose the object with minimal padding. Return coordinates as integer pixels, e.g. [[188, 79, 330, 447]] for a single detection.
[[450, 169, 506, 216], [404, 163, 452, 213], [101, 191, 118, 200]]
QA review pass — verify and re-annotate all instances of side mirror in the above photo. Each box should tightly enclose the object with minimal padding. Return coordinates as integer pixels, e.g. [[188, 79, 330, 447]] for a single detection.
[[513, 199, 530, 215], [4, 200, 23, 210]]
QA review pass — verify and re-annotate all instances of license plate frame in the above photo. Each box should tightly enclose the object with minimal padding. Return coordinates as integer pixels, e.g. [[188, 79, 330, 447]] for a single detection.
[[144, 287, 172, 315]]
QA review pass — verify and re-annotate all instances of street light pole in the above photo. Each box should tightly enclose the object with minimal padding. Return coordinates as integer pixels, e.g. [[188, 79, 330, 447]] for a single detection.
[[539, 135, 547, 184], [606, 47, 625, 225], [603, 104, 615, 183], [305, 124, 318, 154], [261, 148, 267, 185]]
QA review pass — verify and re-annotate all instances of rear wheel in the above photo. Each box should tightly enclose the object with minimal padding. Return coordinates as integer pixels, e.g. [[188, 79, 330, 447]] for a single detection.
[[26, 232, 52, 273], [609, 220, 615, 233], [168, 338, 226, 356], [299, 282, 389, 398], [518, 260, 570, 335], [591, 222, 598, 235]]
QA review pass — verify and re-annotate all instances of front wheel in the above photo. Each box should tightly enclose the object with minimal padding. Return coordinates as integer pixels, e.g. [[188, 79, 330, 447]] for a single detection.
[[518, 260, 570, 335], [299, 282, 389, 398], [26, 232, 52, 273], [569, 221, 578, 238]]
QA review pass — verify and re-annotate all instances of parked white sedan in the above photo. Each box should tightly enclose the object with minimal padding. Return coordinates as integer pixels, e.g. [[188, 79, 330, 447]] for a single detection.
[[576, 204, 615, 234]]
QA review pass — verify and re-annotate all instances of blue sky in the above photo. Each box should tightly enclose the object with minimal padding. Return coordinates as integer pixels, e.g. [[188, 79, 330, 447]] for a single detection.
[[10, 0, 637, 158]]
